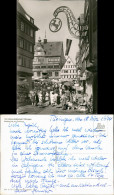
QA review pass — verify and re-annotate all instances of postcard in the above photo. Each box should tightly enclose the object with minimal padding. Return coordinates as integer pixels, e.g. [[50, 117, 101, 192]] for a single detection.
[[17, 0, 97, 114]]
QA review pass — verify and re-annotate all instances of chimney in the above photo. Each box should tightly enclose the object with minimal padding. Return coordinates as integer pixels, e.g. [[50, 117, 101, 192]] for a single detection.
[[44, 39, 47, 44], [44, 30, 47, 44], [38, 36, 41, 43]]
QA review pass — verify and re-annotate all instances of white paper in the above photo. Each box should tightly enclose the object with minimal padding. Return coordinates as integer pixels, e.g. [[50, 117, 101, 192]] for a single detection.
[[1, 115, 113, 195]]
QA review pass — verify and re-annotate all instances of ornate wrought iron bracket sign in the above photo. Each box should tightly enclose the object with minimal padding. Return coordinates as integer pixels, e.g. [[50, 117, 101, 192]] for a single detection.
[[49, 6, 88, 39], [49, 18, 62, 32]]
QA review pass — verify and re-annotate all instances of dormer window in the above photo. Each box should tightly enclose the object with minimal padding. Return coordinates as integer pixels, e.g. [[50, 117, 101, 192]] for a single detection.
[[30, 17, 34, 24]]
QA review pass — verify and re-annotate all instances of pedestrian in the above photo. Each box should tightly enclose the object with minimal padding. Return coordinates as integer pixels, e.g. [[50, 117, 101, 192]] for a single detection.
[[61, 92, 67, 110], [34, 92, 39, 106], [59, 87, 62, 96], [42, 90, 46, 103], [62, 84, 65, 91], [65, 88, 70, 102], [31, 92, 35, 106], [53, 91, 58, 105], [70, 92, 73, 103], [72, 91, 76, 103], [67, 101, 73, 110], [57, 93, 60, 105], [50, 92, 55, 106], [39, 91, 42, 104], [50, 90, 53, 105], [45, 91, 49, 102]]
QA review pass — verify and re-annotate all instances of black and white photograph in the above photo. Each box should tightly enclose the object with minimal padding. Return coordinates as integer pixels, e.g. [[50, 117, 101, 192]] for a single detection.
[[17, 0, 97, 114]]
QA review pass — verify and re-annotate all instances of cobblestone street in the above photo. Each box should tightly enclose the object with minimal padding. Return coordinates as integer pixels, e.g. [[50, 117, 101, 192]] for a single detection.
[[17, 104, 87, 114]]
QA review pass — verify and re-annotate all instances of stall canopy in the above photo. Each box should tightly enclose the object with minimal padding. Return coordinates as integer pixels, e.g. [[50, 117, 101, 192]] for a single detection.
[[64, 81, 73, 87]]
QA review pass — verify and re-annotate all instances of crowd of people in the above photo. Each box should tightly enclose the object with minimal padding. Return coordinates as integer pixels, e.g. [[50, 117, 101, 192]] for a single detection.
[[29, 81, 93, 113]]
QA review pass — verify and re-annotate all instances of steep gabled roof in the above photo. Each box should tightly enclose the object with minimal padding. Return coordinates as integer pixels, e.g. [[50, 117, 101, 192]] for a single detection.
[[65, 56, 75, 65], [17, 1, 39, 30], [44, 42, 63, 57], [35, 41, 64, 57], [17, 1, 29, 19]]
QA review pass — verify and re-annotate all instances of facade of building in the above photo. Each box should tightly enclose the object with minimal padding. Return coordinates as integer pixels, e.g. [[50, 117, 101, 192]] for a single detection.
[[32, 38, 65, 80], [60, 56, 77, 80], [75, 0, 97, 113], [17, 1, 38, 90]]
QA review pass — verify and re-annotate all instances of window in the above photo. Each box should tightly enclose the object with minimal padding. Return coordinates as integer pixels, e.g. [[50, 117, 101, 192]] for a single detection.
[[24, 40, 27, 50], [17, 19, 20, 29], [23, 58, 26, 67], [30, 44, 33, 52], [23, 40, 33, 52], [34, 51, 38, 56], [34, 72, 37, 77], [49, 72, 52, 76], [55, 72, 59, 76], [41, 66, 46, 68], [54, 58, 58, 62], [26, 59, 29, 68], [18, 56, 23, 66], [27, 42, 30, 51], [34, 57, 37, 62], [38, 58, 44, 63], [64, 70, 68, 73], [30, 29, 34, 37], [48, 66, 53, 68], [37, 72, 40, 76], [29, 59, 32, 68], [21, 22, 24, 31], [19, 39, 24, 48], [48, 58, 59, 62], [30, 18, 34, 24], [48, 58, 51, 62], [25, 25, 28, 34], [34, 66, 40, 69], [25, 25, 30, 35], [54, 65, 59, 69], [27, 27, 30, 35]]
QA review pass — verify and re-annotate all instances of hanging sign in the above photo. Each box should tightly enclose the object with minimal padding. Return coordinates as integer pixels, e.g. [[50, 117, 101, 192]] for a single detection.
[[49, 18, 62, 32]]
